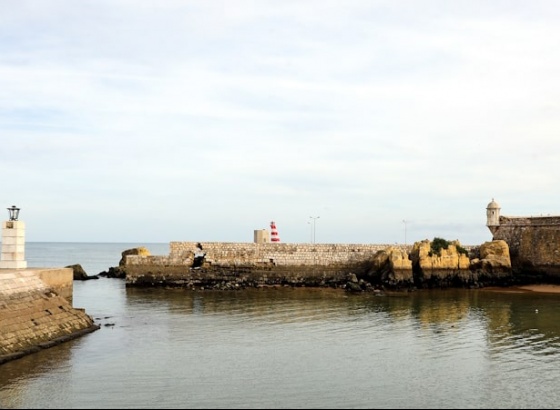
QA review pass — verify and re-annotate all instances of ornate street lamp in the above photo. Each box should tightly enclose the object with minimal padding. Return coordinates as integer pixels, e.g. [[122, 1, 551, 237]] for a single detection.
[[8, 205, 20, 221]]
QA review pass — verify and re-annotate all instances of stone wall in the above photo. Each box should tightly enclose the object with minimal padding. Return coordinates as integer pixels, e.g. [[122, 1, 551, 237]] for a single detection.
[[124, 242, 407, 288], [492, 216, 560, 279], [32, 268, 74, 302], [170, 242, 404, 266], [0, 270, 99, 364], [126, 242, 405, 268], [125, 263, 364, 289], [122, 241, 521, 290]]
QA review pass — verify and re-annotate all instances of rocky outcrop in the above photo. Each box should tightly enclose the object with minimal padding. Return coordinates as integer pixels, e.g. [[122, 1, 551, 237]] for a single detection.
[[98, 266, 127, 279], [99, 247, 152, 279], [66, 264, 99, 281], [409, 239, 471, 288], [363, 239, 514, 290], [364, 247, 414, 289], [470, 240, 512, 275], [119, 247, 151, 266]]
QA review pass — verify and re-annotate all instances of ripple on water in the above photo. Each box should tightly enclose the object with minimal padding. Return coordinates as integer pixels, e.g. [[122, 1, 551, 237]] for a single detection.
[[2, 286, 560, 409]]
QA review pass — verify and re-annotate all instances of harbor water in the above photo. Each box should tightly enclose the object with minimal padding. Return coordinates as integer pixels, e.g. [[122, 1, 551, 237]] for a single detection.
[[1, 242, 560, 409]]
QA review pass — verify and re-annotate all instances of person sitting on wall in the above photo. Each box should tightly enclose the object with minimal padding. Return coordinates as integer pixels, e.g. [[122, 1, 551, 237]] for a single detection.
[[192, 242, 206, 269]]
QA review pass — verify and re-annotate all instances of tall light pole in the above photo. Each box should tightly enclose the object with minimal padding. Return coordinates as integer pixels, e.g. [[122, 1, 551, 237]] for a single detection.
[[309, 216, 320, 244], [402, 219, 407, 246]]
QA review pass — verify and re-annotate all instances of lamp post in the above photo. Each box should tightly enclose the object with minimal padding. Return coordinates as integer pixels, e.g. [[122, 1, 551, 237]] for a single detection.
[[8, 205, 20, 221], [402, 219, 407, 246], [309, 216, 320, 244], [1, 205, 27, 269]]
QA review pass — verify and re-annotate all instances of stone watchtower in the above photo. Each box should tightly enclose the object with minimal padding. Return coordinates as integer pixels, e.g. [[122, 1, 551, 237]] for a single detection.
[[486, 198, 501, 237]]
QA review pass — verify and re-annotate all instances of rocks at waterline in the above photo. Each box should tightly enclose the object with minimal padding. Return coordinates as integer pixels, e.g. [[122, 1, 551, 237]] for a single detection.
[[66, 264, 99, 281], [98, 247, 152, 279], [96, 241, 518, 290], [363, 239, 514, 290]]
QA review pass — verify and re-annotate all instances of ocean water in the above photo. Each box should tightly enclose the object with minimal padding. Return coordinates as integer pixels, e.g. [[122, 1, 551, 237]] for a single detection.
[[22, 242, 171, 276], [1, 242, 560, 409]]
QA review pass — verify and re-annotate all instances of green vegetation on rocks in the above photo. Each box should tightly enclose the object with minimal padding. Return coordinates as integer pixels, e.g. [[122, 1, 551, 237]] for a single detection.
[[428, 237, 468, 257]]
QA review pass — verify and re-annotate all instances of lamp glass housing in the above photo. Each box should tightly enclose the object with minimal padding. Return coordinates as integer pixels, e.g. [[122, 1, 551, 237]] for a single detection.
[[8, 205, 20, 221]]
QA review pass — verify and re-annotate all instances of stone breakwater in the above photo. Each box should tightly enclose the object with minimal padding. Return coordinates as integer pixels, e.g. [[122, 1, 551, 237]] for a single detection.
[[119, 240, 519, 291], [0, 269, 99, 364], [124, 242, 396, 289]]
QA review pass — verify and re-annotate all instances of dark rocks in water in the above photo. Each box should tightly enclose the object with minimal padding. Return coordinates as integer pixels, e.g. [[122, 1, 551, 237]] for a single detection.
[[97, 247, 151, 279], [345, 281, 363, 293], [98, 266, 126, 279], [66, 264, 99, 281]]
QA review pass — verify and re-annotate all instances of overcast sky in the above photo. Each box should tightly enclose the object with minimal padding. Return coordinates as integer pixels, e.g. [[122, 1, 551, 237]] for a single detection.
[[1, 0, 559, 245]]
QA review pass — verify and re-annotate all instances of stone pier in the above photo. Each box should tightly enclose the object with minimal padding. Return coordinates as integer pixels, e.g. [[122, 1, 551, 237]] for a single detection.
[[0, 268, 99, 364]]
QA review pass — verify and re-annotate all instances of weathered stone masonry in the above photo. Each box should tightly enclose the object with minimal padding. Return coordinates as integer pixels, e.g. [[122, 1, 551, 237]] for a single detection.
[[122, 200, 560, 289], [124, 242, 404, 287], [169, 242, 397, 266], [0, 269, 98, 364], [490, 216, 560, 278]]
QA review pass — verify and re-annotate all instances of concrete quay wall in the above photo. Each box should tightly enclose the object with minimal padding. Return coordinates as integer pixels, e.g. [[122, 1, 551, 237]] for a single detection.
[[29, 267, 74, 303], [0, 269, 99, 364]]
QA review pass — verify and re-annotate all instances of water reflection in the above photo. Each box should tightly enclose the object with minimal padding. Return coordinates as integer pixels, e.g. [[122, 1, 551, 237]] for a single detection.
[[1, 285, 560, 409], [475, 291, 560, 359], [124, 287, 560, 356], [0, 339, 77, 409]]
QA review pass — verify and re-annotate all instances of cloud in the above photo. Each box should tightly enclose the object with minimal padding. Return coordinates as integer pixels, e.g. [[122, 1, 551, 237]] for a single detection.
[[1, 0, 559, 243]]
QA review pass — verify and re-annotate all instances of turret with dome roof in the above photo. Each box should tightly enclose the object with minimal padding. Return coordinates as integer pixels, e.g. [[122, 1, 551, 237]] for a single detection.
[[486, 198, 501, 234]]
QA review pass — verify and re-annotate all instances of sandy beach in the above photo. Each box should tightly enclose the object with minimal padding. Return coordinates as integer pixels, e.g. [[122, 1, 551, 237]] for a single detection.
[[483, 284, 560, 294], [517, 284, 560, 294]]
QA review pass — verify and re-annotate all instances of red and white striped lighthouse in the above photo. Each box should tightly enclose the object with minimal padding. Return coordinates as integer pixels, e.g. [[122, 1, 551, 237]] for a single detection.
[[270, 221, 280, 242]]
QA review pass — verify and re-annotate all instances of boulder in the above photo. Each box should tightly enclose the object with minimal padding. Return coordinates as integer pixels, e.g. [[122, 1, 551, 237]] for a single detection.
[[119, 247, 151, 266], [98, 266, 127, 279], [98, 247, 151, 279], [470, 240, 512, 276], [66, 264, 98, 281], [365, 247, 413, 289], [409, 239, 471, 287]]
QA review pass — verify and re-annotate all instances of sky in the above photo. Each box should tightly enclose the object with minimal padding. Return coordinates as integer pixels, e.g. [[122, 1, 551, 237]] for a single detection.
[[1, 0, 559, 245]]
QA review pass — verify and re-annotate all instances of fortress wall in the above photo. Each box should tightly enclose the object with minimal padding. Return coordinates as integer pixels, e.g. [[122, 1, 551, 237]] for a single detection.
[[167, 242, 399, 266], [124, 242, 410, 286], [498, 216, 560, 226], [122, 241, 497, 288], [125, 242, 406, 269], [493, 216, 560, 277], [0, 270, 98, 364]]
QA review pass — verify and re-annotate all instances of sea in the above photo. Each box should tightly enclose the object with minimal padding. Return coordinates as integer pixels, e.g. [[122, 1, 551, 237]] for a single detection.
[[1, 242, 560, 409]]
